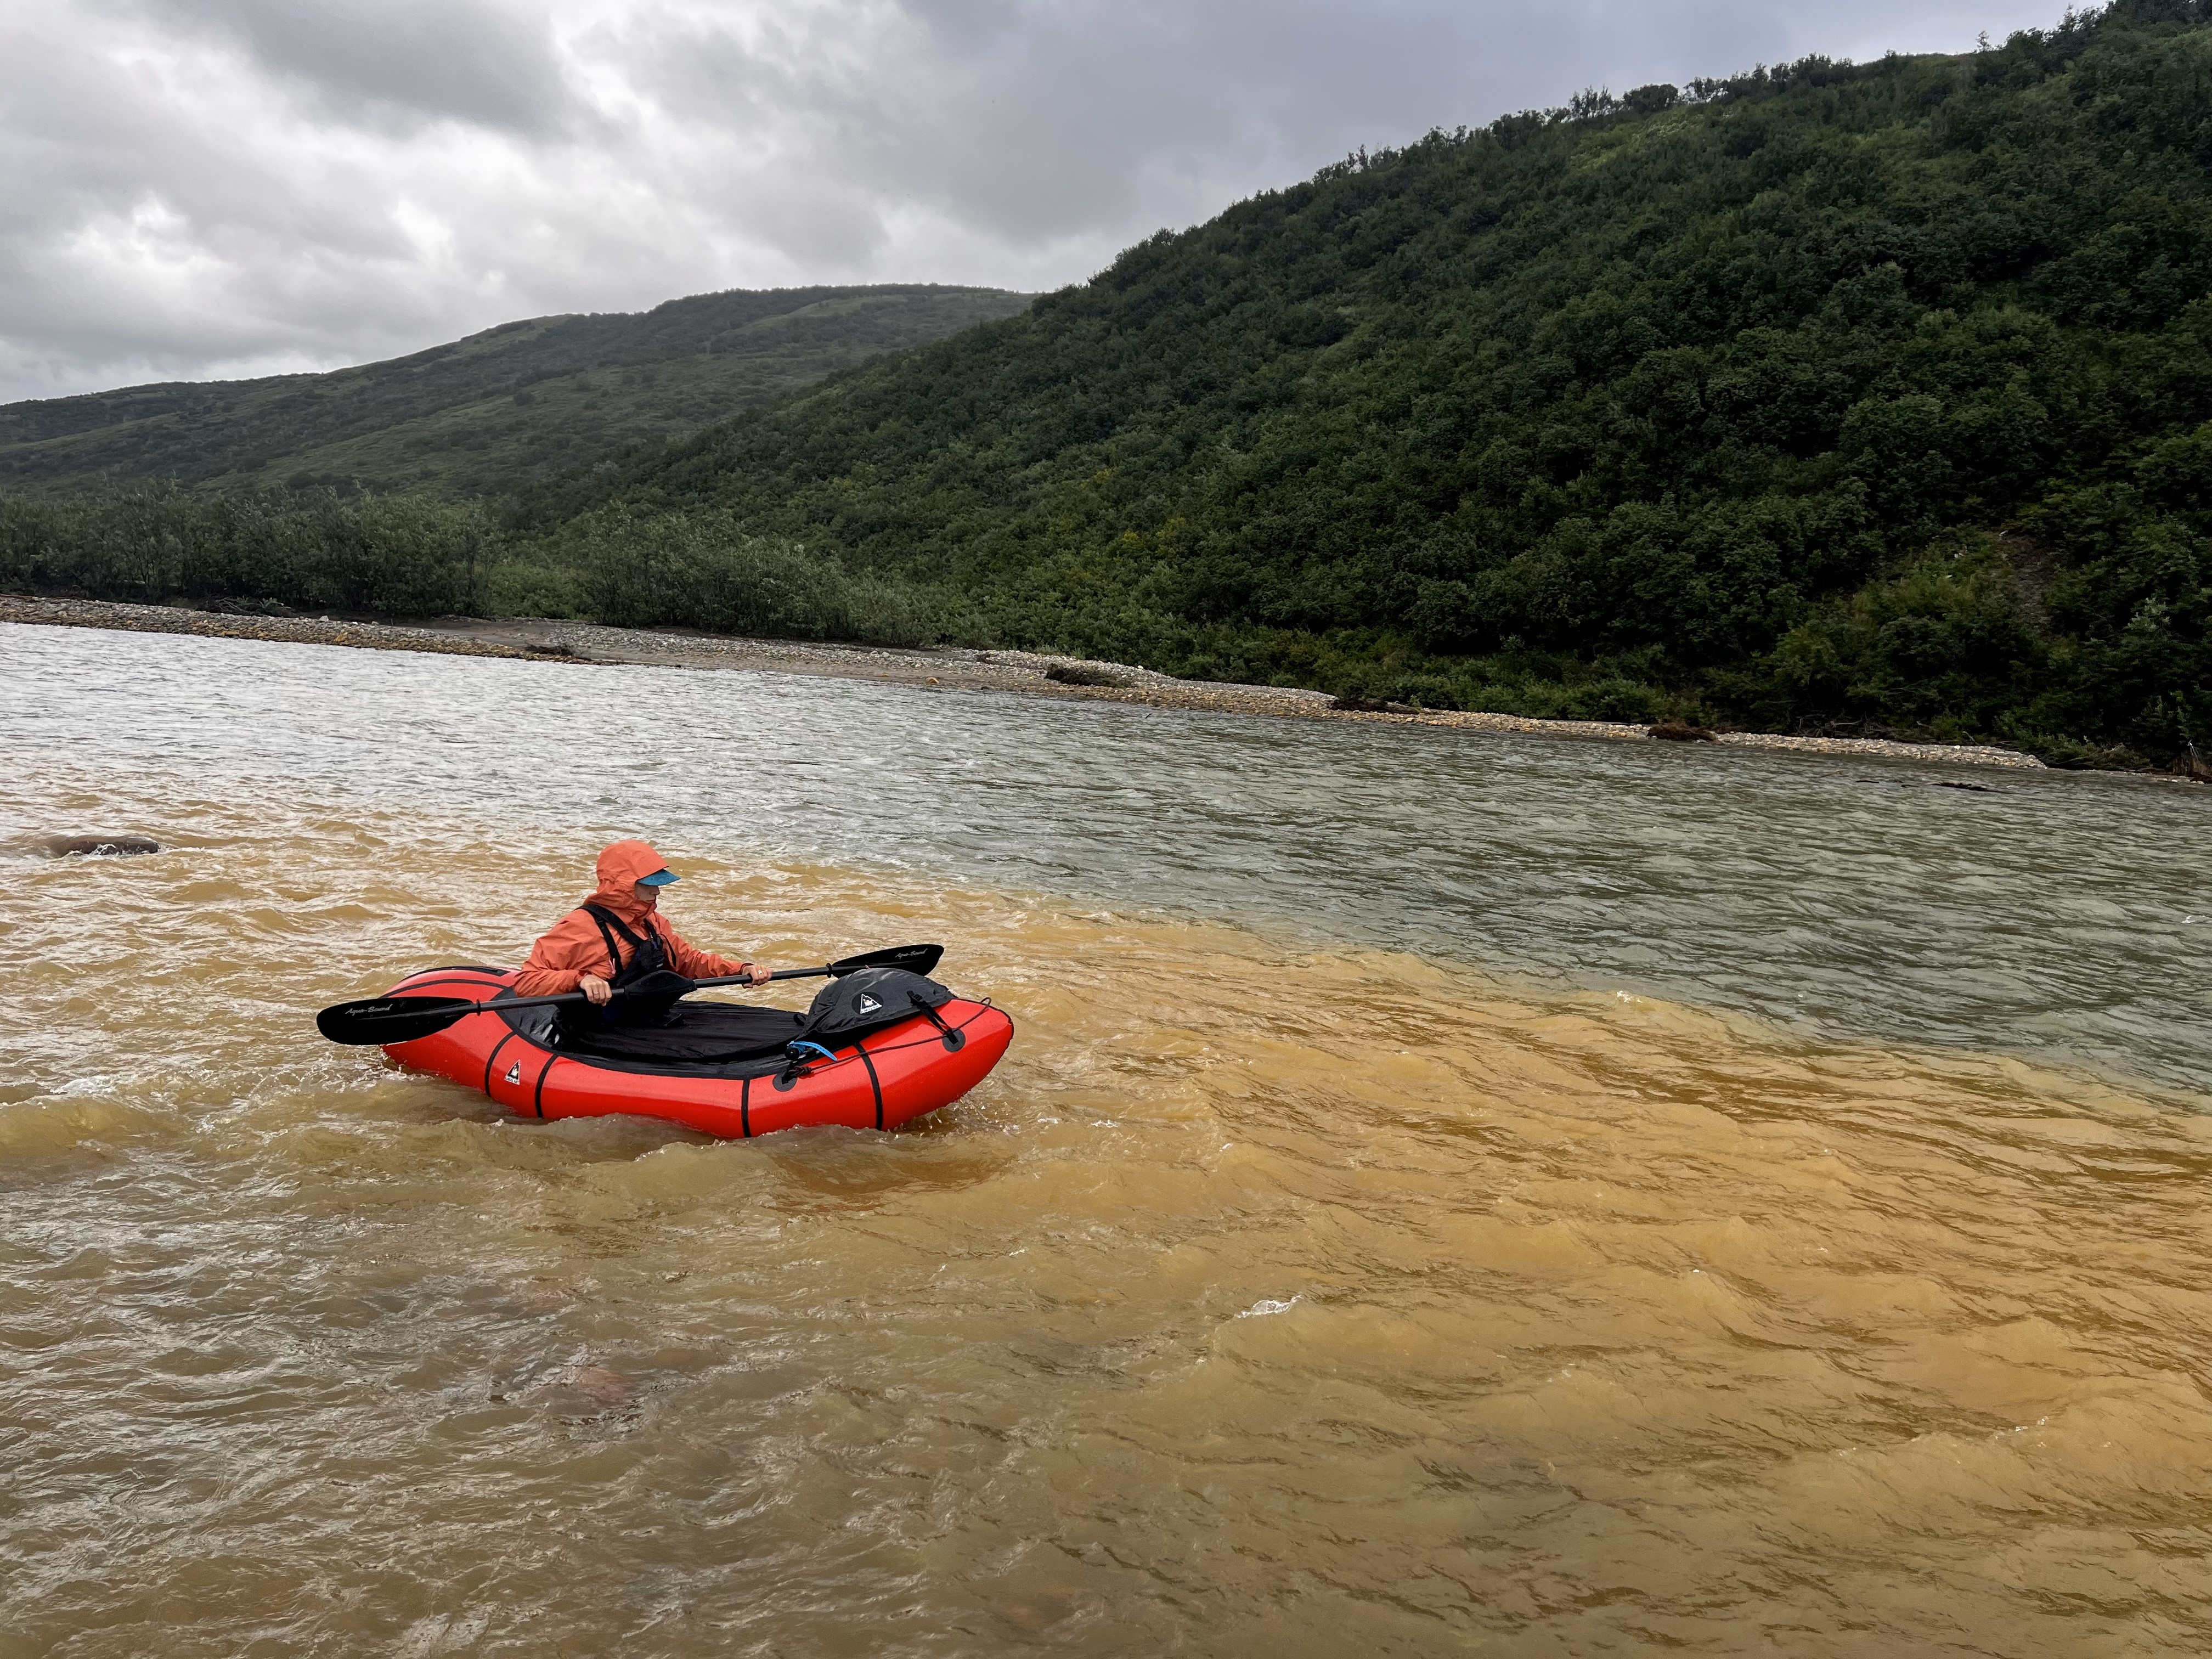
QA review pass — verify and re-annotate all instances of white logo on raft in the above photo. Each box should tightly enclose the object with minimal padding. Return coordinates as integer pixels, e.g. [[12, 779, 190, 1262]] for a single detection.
[[856, 995, 882, 1014], [505, 1063, 522, 1085]]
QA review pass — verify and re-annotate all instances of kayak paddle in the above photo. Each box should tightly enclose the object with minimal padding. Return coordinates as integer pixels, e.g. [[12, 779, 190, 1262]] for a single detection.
[[315, 943, 945, 1046]]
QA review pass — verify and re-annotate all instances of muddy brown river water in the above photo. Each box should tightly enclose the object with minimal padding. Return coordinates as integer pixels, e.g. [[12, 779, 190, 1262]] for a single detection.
[[3, 622, 2209, 1656]]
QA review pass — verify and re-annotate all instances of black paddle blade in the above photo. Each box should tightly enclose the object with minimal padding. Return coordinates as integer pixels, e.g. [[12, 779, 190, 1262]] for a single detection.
[[315, 994, 484, 1046], [828, 943, 943, 978]]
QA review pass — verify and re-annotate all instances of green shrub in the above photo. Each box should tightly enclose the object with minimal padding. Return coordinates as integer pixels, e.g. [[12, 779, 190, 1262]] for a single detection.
[[0, 489, 956, 650], [482, 560, 588, 619], [0, 490, 492, 616], [546, 504, 951, 646]]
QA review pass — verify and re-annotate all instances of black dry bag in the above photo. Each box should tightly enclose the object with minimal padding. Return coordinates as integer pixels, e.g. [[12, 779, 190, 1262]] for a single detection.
[[798, 967, 957, 1048]]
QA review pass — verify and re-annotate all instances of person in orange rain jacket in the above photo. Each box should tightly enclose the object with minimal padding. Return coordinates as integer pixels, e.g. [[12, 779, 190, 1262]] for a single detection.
[[516, 840, 772, 1035]]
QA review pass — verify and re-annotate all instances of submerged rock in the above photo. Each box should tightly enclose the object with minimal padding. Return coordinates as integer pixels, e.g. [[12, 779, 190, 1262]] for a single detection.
[[37, 834, 161, 856], [554, 1363, 635, 1409], [496, 1355, 639, 1420]]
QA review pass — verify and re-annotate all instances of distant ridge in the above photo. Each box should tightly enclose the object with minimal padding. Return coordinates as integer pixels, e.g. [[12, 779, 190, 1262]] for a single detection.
[[0, 285, 1035, 500], [512, 1, 2212, 764]]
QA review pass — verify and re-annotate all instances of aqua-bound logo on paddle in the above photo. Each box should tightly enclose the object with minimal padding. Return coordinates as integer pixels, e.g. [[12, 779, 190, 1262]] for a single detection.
[[856, 994, 882, 1014], [505, 1062, 522, 1085]]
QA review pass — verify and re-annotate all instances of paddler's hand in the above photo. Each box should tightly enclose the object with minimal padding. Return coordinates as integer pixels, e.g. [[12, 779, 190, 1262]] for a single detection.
[[740, 963, 772, 986], [578, 974, 613, 1006]]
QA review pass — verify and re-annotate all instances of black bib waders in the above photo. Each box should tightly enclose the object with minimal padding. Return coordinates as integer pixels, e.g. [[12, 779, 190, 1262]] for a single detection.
[[555, 904, 684, 1039]]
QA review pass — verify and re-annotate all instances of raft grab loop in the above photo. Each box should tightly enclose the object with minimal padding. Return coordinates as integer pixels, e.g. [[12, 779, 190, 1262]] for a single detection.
[[909, 991, 966, 1051]]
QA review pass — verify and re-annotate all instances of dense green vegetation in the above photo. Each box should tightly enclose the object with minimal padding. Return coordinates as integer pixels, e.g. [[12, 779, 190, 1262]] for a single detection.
[[0, 490, 949, 647], [501, 0, 2212, 768], [0, 286, 1031, 501], [0, 492, 497, 619]]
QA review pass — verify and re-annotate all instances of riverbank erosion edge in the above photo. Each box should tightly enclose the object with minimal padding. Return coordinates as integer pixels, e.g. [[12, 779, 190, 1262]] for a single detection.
[[0, 594, 2058, 770]]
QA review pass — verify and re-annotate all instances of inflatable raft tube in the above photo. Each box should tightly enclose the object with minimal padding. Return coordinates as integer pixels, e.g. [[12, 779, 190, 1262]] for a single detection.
[[376, 967, 1014, 1137]]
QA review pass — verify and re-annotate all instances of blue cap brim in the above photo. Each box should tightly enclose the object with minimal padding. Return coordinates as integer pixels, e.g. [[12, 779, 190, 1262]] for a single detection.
[[638, 870, 679, 886]]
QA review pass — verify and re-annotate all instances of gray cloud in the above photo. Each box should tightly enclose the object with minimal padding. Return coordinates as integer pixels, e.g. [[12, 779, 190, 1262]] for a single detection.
[[119, 0, 575, 133], [1, 0, 2070, 403]]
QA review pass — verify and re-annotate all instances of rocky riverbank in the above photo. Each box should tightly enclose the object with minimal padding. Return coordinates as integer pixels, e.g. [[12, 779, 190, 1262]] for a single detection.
[[2, 593, 2052, 769], [0, 594, 567, 663]]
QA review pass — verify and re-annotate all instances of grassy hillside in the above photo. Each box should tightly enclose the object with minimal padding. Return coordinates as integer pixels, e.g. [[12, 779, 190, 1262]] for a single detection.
[[506, 0, 2212, 767], [0, 286, 1032, 500]]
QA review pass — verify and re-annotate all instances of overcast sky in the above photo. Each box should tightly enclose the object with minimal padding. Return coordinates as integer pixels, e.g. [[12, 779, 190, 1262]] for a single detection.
[[2, 0, 2069, 404]]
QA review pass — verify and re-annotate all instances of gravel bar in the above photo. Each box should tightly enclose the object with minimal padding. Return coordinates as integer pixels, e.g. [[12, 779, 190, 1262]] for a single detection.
[[2, 594, 2047, 770]]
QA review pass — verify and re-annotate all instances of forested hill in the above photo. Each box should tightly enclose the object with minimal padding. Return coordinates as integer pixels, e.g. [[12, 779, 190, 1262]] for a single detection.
[[523, 1, 2212, 766], [0, 286, 1032, 500]]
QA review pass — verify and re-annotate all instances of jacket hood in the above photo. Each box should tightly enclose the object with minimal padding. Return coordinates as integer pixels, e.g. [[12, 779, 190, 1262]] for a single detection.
[[587, 839, 671, 919]]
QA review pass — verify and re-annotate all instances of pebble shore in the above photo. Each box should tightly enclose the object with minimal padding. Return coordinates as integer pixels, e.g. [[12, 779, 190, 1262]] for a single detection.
[[2, 593, 2050, 770]]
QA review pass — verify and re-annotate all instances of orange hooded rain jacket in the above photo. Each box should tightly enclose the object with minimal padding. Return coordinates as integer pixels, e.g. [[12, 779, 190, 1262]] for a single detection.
[[514, 840, 751, 998]]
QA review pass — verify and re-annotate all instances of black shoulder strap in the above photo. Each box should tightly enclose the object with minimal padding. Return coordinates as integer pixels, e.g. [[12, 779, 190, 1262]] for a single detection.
[[579, 904, 646, 975]]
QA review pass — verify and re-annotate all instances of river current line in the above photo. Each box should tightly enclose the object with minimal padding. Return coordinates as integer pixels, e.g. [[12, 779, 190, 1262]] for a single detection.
[[4, 618, 2205, 1092]]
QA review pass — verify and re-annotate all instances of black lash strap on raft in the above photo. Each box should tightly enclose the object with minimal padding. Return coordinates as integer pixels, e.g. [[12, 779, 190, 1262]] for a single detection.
[[909, 991, 965, 1051]]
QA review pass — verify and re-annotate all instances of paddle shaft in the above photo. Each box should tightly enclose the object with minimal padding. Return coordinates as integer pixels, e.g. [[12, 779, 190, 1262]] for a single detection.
[[354, 964, 834, 1025], [315, 943, 945, 1046]]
